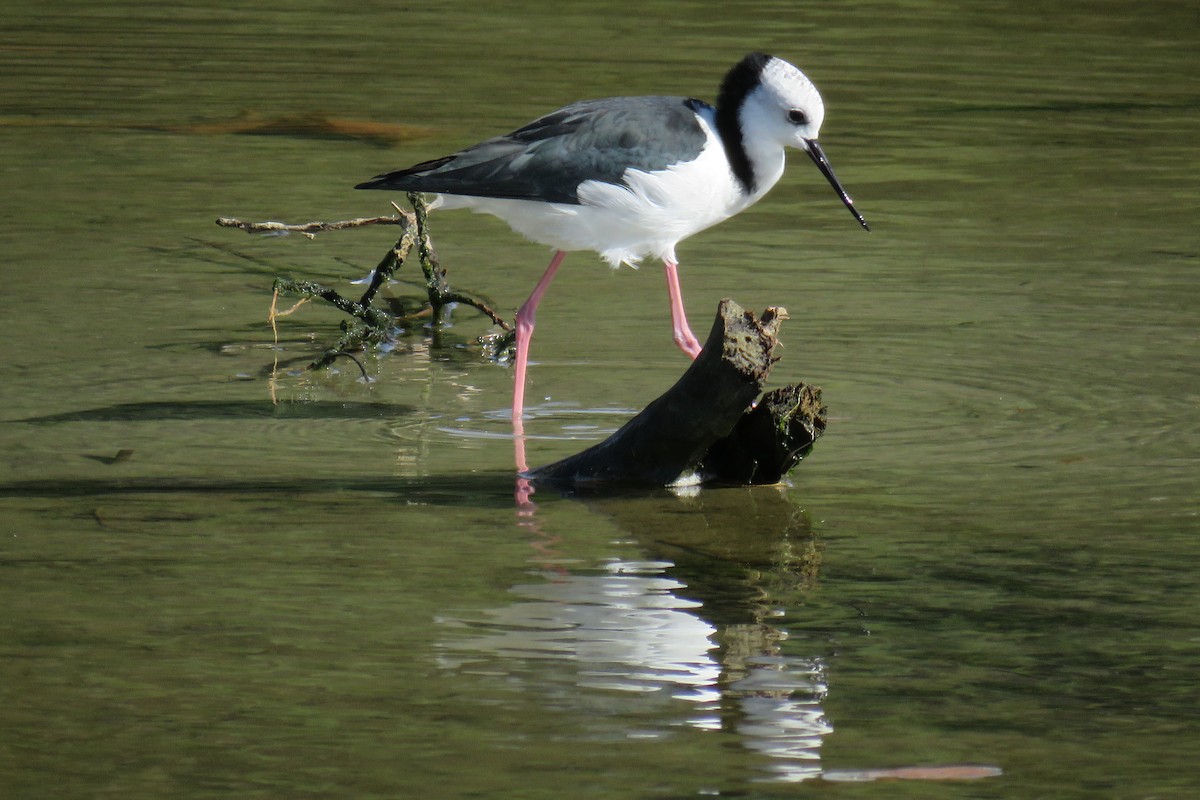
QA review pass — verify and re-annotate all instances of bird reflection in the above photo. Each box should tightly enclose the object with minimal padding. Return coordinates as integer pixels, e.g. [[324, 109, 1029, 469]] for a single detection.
[[436, 489, 831, 782]]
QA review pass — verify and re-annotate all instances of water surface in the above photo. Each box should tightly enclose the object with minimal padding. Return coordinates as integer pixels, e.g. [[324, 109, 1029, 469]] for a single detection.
[[1, 1, 1198, 798]]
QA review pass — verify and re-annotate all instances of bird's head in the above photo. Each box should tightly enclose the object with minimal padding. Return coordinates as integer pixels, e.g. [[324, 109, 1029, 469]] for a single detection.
[[744, 56, 827, 146], [733, 54, 869, 231]]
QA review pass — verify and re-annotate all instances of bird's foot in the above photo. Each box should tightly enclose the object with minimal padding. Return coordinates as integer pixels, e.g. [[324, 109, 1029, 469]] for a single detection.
[[675, 331, 703, 360]]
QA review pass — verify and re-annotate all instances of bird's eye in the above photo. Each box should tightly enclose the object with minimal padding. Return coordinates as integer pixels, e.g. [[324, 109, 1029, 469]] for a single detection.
[[787, 109, 809, 125]]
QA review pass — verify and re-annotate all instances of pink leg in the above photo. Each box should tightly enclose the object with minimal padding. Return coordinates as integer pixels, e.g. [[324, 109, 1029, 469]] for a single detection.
[[512, 250, 568, 423], [663, 260, 702, 359]]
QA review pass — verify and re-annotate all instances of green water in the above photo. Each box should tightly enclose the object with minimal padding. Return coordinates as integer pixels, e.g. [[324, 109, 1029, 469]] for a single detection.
[[1, 1, 1198, 798]]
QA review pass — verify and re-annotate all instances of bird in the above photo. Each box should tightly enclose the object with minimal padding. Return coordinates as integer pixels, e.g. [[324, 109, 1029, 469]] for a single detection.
[[357, 52, 868, 423]]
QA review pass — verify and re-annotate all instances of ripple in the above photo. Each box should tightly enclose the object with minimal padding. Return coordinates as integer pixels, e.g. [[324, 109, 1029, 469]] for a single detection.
[[393, 402, 637, 445]]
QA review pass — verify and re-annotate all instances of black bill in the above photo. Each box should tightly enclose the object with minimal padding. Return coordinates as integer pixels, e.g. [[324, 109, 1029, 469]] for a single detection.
[[805, 139, 869, 232]]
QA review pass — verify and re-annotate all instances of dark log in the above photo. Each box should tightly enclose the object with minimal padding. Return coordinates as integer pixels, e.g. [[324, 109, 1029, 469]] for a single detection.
[[698, 382, 826, 485], [527, 298, 826, 488]]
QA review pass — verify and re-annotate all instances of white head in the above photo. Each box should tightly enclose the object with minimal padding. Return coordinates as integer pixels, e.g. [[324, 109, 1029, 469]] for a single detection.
[[742, 56, 826, 149], [717, 53, 868, 230]]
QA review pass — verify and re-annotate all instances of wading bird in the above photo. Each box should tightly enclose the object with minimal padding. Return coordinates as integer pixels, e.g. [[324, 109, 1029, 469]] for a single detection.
[[358, 52, 868, 422]]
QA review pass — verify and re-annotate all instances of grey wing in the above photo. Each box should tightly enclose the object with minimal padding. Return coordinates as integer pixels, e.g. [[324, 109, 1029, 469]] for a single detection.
[[355, 96, 711, 204]]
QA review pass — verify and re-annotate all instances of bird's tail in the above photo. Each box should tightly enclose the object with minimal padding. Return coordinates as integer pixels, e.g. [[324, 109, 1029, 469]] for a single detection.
[[355, 155, 455, 190]]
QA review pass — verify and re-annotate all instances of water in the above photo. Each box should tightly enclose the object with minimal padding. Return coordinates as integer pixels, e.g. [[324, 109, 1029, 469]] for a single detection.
[[2, 1, 1198, 797]]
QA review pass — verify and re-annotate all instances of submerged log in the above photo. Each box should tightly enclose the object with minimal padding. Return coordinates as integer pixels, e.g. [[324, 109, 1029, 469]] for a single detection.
[[528, 299, 826, 488]]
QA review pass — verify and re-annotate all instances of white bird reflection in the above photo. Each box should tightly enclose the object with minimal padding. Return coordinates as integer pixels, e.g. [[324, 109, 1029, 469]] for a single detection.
[[436, 558, 832, 782]]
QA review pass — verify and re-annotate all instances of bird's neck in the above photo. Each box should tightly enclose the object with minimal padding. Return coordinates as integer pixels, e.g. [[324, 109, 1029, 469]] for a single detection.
[[714, 102, 756, 194], [714, 99, 785, 200]]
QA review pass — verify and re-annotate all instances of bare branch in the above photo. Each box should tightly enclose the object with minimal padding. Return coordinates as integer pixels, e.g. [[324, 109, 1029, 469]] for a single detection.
[[215, 214, 412, 238], [220, 195, 513, 373]]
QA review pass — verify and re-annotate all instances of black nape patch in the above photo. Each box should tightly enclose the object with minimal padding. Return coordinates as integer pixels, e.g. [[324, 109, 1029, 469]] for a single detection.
[[715, 52, 772, 194]]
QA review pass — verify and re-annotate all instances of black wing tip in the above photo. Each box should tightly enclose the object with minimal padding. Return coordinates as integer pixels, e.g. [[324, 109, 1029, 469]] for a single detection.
[[355, 171, 409, 191], [355, 154, 457, 190], [357, 169, 433, 191]]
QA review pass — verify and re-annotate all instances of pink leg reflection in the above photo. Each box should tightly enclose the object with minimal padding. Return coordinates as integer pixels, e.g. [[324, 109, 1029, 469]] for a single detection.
[[514, 415, 536, 512]]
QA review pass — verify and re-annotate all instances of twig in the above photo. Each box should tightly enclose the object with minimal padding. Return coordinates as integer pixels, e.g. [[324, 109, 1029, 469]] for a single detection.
[[407, 195, 511, 332], [271, 278, 392, 328], [357, 202, 419, 306], [440, 290, 510, 328], [409, 192, 446, 293], [327, 351, 371, 380], [268, 288, 311, 344], [215, 215, 410, 238], [312, 325, 382, 371]]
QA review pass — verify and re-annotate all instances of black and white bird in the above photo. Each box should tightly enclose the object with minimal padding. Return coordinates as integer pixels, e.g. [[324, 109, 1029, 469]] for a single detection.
[[357, 52, 868, 422]]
